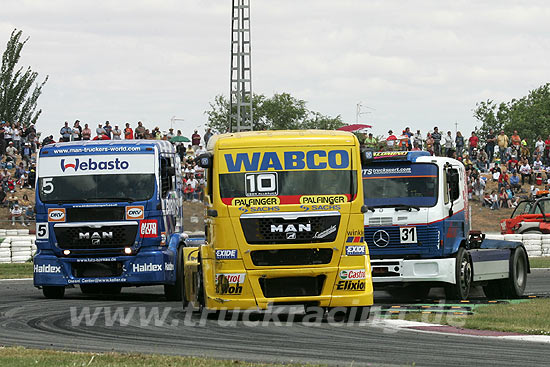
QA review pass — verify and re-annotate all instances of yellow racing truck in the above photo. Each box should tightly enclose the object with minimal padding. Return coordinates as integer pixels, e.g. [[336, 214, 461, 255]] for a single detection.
[[181, 130, 373, 320]]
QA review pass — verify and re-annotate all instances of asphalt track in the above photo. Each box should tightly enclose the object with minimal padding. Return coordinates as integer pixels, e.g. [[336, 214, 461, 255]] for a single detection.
[[1, 269, 550, 367]]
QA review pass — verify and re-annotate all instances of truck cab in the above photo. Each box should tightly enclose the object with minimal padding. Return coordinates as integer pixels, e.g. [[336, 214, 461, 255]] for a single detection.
[[500, 195, 550, 234], [34, 140, 185, 299]]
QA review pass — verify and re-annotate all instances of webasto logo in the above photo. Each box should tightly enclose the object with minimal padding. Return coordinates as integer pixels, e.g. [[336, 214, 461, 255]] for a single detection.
[[60, 158, 129, 172]]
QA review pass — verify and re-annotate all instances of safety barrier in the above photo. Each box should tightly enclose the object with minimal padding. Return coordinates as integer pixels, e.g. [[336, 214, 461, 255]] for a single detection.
[[0, 229, 35, 263], [484, 233, 550, 258]]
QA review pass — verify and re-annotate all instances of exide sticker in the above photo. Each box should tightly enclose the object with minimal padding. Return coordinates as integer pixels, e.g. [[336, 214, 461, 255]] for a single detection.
[[339, 269, 366, 280], [140, 220, 158, 238], [345, 245, 366, 256], [215, 249, 238, 260], [126, 206, 144, 220], [48, 208, 66, 222]]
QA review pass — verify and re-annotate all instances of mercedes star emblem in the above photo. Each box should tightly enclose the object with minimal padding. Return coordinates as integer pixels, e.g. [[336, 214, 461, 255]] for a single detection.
[[373, 230, 390, 247]]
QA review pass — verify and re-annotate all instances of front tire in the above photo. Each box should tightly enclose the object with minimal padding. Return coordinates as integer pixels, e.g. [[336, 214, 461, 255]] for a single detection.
[[445, 247, 472, 300], [43, 286, 65, 299], [165, 246, 184, 301]]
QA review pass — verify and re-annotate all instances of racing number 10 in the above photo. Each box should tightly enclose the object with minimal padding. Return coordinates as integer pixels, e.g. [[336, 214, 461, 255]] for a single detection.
[[245, 172, 278, 196], [399, 227, 417, 244]]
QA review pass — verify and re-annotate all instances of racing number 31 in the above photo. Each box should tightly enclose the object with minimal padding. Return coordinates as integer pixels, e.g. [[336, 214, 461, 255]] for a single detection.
[[399, 227, 417, 244]]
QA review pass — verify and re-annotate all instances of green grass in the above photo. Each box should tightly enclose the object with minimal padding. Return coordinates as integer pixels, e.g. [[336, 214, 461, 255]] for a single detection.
[[0, 346, 322, 367], [0, 263, 33, 279], [390, 298, 550, 335], [528, 256, 550, 268]]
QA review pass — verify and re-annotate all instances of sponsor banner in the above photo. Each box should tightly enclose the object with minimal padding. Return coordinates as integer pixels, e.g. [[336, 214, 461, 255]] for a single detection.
[[299, 195, 347, 205], [231, 197, 280, 206], [373, 151, 408, 159], [300, 204, 341, 212], [67, 277, 128, 284], [221, 149, 351, 173], [140, 220, 158, 238], [38, 154, 155, 177], [215, 273, 245, 284], [339, 269, 366, 280], [131, 262, 173, 272], [215, 249, 238, 260], [362, 162, 437, 179], [48, 208, 66, 222], [126, 206, 144, 220], [345, 245, 366, 256], [336, 280, 366, 291], [75, 257, 117, 263], [312, 225, 337, 239]]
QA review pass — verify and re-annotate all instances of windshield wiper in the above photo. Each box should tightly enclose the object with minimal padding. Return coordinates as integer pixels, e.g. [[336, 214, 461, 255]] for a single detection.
[[394, 205, 420, 212]]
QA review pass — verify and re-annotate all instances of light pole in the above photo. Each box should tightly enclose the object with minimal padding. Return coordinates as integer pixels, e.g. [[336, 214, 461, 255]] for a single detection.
[[356, 102, 375, 124], [170, 116, 185, 130]]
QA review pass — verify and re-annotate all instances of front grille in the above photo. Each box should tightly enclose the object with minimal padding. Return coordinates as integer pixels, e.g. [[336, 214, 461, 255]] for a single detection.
[[71, 261, 124, 277], [369, 217, 393, 226], [240, 213, 340, 244], [259, 276, 325, 298], [250, 249, 333, 266], [365, 226, 440, 252], [67, 207, 126, 222], [54, 224, 138, 249]]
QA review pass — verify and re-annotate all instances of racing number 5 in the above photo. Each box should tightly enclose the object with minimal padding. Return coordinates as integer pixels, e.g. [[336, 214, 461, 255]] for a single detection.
[[42, 178, 54, 194], [36, 223, 49, 239], [399, 227, 417, 244]]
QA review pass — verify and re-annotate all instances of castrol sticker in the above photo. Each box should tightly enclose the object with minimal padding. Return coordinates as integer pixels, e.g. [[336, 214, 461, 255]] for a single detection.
[[140, 220, 158, 238], [126, 206, 144, 220], [339, 269, 366, 280], [215, 273, 245, 284], [48, 208, 66, 222]]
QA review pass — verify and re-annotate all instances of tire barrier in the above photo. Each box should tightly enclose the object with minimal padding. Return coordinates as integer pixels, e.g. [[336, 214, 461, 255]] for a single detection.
[[485, 233, 550, 258], [0, 234, 36, 264]]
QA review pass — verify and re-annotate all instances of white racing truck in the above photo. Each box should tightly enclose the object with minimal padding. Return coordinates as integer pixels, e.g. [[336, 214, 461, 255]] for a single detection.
[[361, 150, 529, 300]]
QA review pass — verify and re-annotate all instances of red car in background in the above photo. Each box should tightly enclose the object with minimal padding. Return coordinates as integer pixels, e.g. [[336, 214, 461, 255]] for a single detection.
[[500, 194, 550, 234]]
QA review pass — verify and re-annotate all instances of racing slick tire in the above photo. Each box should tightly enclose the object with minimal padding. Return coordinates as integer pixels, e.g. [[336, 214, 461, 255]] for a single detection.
[[444, 247, 472, 300], [503, 246, 528, 298], [165, 246, 184, 301]]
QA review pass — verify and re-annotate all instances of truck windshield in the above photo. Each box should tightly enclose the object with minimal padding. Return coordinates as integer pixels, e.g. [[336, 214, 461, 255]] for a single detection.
[[38, 174, 156, 203], [219, 170, 356, 199], [363, 162, 438, 207]]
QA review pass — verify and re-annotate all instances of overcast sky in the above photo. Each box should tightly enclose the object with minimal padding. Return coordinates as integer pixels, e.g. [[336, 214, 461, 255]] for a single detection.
[[1, 0, 550, 140]]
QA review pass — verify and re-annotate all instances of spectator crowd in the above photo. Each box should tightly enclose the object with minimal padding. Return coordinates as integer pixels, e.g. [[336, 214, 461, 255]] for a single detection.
[[361, 127, 550, 210]]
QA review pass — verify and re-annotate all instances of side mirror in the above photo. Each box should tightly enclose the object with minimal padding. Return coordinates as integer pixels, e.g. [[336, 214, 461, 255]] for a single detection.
[[361, 205, 369, 213], [195, 153, 213, 169]]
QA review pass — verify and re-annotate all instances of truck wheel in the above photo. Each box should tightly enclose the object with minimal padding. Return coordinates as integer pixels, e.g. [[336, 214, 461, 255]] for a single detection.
[[444, 247, 472, 300], [43, 286, 65, 299], [503, 247, 528, 298], [165, 246, 184, 301]]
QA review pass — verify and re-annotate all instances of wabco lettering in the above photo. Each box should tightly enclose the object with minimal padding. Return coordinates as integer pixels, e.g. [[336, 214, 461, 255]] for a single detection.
[[34, 264, 62, 273], [224, 150, 350, 172], [336, 280, 365, 291], [215, 249, 238, 260], [60, 158, 129, 172], [340, 269, 366, 280]]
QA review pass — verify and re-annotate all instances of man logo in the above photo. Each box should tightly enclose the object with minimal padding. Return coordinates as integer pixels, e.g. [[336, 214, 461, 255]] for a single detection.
[[48, 208, 66, 222], [126, 206, 144, 220]]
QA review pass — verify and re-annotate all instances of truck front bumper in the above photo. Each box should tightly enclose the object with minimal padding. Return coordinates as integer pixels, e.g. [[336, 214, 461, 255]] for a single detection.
[[371, 258, 456, 284], [33, 249, 177, 287]]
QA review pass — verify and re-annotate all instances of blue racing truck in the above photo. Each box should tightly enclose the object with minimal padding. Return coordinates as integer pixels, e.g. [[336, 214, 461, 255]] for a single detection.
[[361, 150, 529, 300], [34, 140, 186, 299]]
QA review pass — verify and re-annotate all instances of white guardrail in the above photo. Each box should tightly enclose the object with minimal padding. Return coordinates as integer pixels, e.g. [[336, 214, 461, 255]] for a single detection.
[[485, 233, 550, 258], [0, 231, 548, 263]]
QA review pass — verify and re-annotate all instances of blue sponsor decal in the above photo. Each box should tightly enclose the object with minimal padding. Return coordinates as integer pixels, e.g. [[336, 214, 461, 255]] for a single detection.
[[216, 249, 238, 260], [345, 245, 366, 256]]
